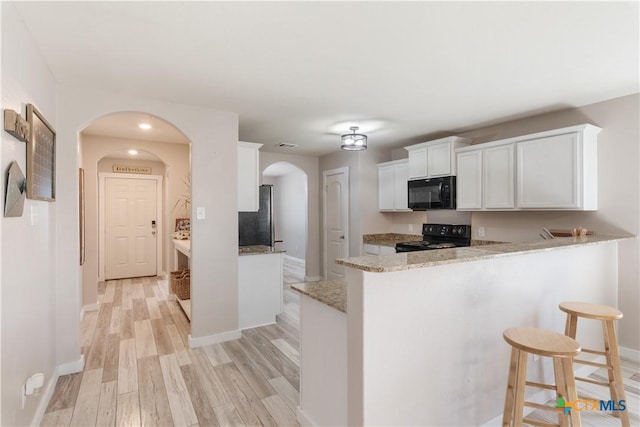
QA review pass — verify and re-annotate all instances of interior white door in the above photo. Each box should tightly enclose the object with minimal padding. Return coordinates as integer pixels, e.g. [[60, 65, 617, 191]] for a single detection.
[[324, 168, 349, 280], [105, 177, 158, 280]]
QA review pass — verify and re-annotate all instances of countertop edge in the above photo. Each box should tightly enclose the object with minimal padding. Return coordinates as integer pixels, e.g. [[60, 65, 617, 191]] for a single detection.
[[291, 280, 347, 313], [338, 234, 635, 273]]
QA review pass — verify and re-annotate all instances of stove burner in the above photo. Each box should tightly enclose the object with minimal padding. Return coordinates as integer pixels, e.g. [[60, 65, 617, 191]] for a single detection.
[[427, 243, 456, 249]]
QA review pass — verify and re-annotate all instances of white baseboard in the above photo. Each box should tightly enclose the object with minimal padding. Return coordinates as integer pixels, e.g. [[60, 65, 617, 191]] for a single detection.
[[283, 254, 305, 263], [296, 406, 318, 426], [619, 346, 640, 363], [240, 321, 276, 331], [32, 355, 85, 426], [81, 303, 100, 319], [188, 330, 241, 348], [304, 276, 321, 283], [481, 355, 605, 426]]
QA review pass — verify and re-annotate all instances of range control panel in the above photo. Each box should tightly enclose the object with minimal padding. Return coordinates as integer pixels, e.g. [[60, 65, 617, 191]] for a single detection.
[[422, 224, 471, 239]]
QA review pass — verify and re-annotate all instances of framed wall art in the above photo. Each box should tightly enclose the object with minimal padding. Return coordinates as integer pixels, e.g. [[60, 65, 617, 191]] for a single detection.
[[26, 104, 56, 201]]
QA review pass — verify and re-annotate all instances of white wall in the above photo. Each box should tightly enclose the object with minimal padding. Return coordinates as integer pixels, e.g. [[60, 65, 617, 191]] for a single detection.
[[1, 3, 58, 424], [260, 152, 320, 280], [82, 135, 189, 307]]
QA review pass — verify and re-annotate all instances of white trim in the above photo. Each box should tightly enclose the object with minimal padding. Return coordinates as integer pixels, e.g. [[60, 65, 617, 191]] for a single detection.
[[296, 406, 318, 426], [304, 276, 321, 283], [32, 355, 85, 426], [81, 302, 100, 319], [98, 173, 163, 281], [619, 346, 640, 362], [188, 330, 241, 348], [322, 167, 349, 281], [240, 321, 276, 331]]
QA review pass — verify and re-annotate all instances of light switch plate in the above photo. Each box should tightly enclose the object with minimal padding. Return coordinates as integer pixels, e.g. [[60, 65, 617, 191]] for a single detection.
[[196, 207, 205, 219]]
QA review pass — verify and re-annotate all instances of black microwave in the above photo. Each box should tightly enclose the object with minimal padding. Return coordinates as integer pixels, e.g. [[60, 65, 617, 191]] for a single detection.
[[408, 176, 456, 210]]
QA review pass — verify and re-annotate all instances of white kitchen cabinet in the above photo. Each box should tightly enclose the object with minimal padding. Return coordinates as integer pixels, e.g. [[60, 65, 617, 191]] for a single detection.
[[456, 150, 483, 210], [484, 144, 515, 209], [363, 243, 396, 255], [238, 141, 263, 212], [238, 251, 283, 329], [516, 127, 599, 210], [377, 159, 410, 212], [405, 136, 471, 179], [455, 124, 601, 211], [407, 146, 427, 178]]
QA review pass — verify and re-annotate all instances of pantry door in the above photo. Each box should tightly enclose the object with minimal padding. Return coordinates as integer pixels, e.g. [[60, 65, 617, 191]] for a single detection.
[[323, 167, 349, 280], [104, 175, 161, 280]]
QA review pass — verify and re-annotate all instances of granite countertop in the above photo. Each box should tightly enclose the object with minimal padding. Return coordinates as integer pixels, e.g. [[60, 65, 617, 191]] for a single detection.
[[238, 245, 286, 256], [338, 234, 634, 273], [291, 280, 347, 313], [363, 233, 422, 247]]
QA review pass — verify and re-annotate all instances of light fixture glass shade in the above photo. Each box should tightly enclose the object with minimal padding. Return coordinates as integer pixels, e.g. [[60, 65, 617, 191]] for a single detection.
[[341, 126, 367, 151]]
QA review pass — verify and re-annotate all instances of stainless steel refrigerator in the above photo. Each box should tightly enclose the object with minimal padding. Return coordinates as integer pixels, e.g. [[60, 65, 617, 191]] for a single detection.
[[239, 185, 274, 247]]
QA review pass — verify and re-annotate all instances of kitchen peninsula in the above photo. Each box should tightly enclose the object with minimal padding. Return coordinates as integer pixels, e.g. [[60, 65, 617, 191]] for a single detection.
[[293, 234, 632, 426]]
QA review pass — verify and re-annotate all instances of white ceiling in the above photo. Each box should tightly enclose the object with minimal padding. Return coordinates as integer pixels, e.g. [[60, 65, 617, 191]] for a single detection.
[[13, 1, 639, 157]]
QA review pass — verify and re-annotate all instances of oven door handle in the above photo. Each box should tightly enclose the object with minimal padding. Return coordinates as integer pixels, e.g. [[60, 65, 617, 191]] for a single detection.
[[438, 182, 444, 201]]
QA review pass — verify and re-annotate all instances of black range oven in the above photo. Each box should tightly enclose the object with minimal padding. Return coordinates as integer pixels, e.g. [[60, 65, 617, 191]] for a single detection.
[[395, 224, 471, 253]]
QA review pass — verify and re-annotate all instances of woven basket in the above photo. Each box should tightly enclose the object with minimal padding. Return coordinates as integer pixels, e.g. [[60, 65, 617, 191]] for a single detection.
[[170, 269, 190, 300]]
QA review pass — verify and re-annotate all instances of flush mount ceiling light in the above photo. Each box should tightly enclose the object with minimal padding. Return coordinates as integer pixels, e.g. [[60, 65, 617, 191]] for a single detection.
[[138, 123, 152, 130], [128, 149, 138, 155], [341, 126, 367, 151]]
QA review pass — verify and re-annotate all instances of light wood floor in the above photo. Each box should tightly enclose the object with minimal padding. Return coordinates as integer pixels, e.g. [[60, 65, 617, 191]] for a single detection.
[[41, 255, 639, 426], [41, 256, 304, 427]]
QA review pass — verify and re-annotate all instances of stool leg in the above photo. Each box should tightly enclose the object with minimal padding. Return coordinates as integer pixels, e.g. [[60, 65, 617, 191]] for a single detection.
[[502, 348, 519, 427], [561, 358, 581, 427], [512, 350, 528, 427], [553, 357, 569, 427], [564, 313, 578, 338], [603, 320, 630, 427]]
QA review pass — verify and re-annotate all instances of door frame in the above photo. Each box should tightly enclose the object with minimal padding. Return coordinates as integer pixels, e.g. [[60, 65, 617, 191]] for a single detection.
[[322, 167, 349, 280], [98, 172, 164, 281]]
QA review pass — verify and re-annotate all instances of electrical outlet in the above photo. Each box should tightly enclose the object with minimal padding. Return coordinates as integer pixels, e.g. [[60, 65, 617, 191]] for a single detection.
[[478, 227, 485, 237], [408, 224, 414, 233]]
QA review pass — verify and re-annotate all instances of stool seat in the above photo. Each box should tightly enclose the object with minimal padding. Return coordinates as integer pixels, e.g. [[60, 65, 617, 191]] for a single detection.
[[503, 327, 581, 357], [559, 301, 623, 320]]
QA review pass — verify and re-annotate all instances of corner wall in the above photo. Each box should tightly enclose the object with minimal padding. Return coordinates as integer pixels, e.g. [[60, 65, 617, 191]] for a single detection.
[[1, 3, 58, 424]]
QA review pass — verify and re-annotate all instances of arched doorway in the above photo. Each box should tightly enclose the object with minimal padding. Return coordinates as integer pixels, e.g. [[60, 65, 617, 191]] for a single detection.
[[80, 112, 191, 312], [262, 162, 308, 284]]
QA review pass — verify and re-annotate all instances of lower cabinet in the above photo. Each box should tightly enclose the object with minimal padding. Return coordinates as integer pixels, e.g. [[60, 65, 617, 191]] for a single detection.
[[238, 252, 283, 329], [363, 243, 396, 255]]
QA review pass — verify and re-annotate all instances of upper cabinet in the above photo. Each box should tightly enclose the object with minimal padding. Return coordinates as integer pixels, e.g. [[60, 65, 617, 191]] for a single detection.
[[238, 141, 263, 212], [456, 124, 601, 211], [404, 136, 471, 179], [377, 159, 411, 212]]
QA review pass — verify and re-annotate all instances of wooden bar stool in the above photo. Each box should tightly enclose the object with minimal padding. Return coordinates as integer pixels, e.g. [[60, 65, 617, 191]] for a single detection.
[[559, 301, 629, 427], [502, 327, 581, 427]]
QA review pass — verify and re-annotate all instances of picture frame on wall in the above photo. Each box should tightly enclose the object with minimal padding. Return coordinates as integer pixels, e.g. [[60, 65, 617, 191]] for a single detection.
[[26, 104, 56, 201]]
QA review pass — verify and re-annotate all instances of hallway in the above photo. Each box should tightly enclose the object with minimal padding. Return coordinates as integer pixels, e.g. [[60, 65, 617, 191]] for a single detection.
[[41, 257, 303, 426]]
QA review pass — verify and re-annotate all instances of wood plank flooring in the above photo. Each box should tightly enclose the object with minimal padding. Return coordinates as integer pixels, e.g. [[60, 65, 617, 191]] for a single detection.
[[42, 258, 304, 427], [41, 255, 639, 426]]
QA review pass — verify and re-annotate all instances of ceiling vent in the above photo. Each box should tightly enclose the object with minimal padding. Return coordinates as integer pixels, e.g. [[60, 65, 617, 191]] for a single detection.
[[276, 143, 298, 148]]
